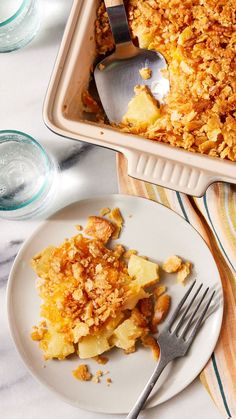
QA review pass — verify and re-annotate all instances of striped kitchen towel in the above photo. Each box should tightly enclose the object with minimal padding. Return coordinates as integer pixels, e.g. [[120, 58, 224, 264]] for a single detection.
[[117, 153, 236, 419]]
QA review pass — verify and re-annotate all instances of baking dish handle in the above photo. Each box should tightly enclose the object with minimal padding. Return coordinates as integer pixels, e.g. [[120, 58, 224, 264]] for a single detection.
[[125, 150, 234, 197]]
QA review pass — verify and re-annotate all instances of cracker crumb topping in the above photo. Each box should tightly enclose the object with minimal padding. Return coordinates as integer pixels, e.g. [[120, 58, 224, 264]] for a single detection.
[[162, 256, 182, 273], [73, 364, 92, 381], [139, 67, 152, 80]]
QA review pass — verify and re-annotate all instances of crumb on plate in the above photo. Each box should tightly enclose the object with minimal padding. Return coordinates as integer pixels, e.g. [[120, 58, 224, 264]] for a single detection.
[[99, 207, 110, 216], [177, 262, 192, 284], [92, 369, 103, 383], [106, 377, 112, 386], [162, 255, 182, 273], [73, 364, 92, 381], [108, 207, 124, 239]]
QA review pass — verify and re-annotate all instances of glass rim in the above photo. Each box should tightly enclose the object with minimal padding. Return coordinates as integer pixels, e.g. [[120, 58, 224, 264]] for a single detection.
[[0, 130, 53, 212], [0, 0, 30, 28]]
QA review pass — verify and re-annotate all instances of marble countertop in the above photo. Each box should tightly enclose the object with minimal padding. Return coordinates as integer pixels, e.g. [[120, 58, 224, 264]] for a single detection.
[[0, 1, 223, 418]]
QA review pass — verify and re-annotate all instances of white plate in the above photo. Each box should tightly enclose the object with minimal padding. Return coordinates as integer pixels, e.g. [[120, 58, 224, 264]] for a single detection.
[[7, 194, 223, 414]]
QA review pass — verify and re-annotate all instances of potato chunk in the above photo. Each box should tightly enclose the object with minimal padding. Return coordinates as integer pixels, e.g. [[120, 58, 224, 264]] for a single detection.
[[31, 246, 55, 276], [78, 334, 110, 359], [78, 314, 124, 359], [128, 255, 159, 287], [111, 318, 145, 351], [39, 325, 75, 360], [123, 285, 149, 310], [122, 86, 160, 129]]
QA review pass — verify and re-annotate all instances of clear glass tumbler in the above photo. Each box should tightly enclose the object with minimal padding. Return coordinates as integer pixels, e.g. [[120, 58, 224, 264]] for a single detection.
[[0, 0, 40, 53], [0, 130, 57, 219]]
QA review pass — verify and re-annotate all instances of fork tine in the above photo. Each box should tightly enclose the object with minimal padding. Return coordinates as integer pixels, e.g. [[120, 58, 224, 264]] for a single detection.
[[174, 283, 203, 335], [167, 280, 196, 330], [181, 287, 209, 339], [187, 291, 215, 343]]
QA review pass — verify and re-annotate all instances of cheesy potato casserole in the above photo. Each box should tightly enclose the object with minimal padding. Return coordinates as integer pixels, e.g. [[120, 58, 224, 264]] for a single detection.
[[94, 0, 236, 161], [31, 209, 191, 364]]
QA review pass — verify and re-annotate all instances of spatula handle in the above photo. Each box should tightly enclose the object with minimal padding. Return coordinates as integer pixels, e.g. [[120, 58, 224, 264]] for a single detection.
[[104, 0, 133, 46], [105, 0, 123, 6]]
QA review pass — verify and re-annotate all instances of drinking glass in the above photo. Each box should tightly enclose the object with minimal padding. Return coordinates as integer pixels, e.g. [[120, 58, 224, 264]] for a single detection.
[[0, 0, 40, 52], [0, 130, 57, 219]]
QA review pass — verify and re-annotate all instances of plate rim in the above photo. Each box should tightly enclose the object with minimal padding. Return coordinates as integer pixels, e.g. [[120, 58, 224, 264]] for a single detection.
[[6, 193, 224, 413]]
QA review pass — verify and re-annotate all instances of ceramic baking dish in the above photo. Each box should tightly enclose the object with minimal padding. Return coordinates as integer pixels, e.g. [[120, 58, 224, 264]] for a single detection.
[[43, 0, 236, 196]]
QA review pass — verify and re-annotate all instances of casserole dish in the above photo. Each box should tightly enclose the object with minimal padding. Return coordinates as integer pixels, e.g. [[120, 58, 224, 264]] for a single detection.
[[43, 0, 236, 196]]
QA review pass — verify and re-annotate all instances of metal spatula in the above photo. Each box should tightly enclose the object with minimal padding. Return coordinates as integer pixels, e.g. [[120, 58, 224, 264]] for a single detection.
[[94, 0, 169, 124]]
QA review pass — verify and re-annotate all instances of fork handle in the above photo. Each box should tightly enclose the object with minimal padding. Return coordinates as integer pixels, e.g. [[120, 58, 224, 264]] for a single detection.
[[126, 357, 170, 419], [104, 0, 133, 46]]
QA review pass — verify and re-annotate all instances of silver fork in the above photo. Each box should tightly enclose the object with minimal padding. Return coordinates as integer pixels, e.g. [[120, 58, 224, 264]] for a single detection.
[[126, 280, 215, 419]]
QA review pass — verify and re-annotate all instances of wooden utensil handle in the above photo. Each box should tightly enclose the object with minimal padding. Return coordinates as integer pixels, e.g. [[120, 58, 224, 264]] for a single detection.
[[104, 0, 124, 7]]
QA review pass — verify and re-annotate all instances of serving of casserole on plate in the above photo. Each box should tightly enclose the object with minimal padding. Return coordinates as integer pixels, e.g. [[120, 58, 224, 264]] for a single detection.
[[7, 195, 223, 413], [43, 0, 236, 196], [30, 206, 193, 365]]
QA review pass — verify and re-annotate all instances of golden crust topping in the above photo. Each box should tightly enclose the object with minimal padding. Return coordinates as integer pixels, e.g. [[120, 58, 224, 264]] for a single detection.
[[84, 216, 115, 243], [139, 67, 152, 80]]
